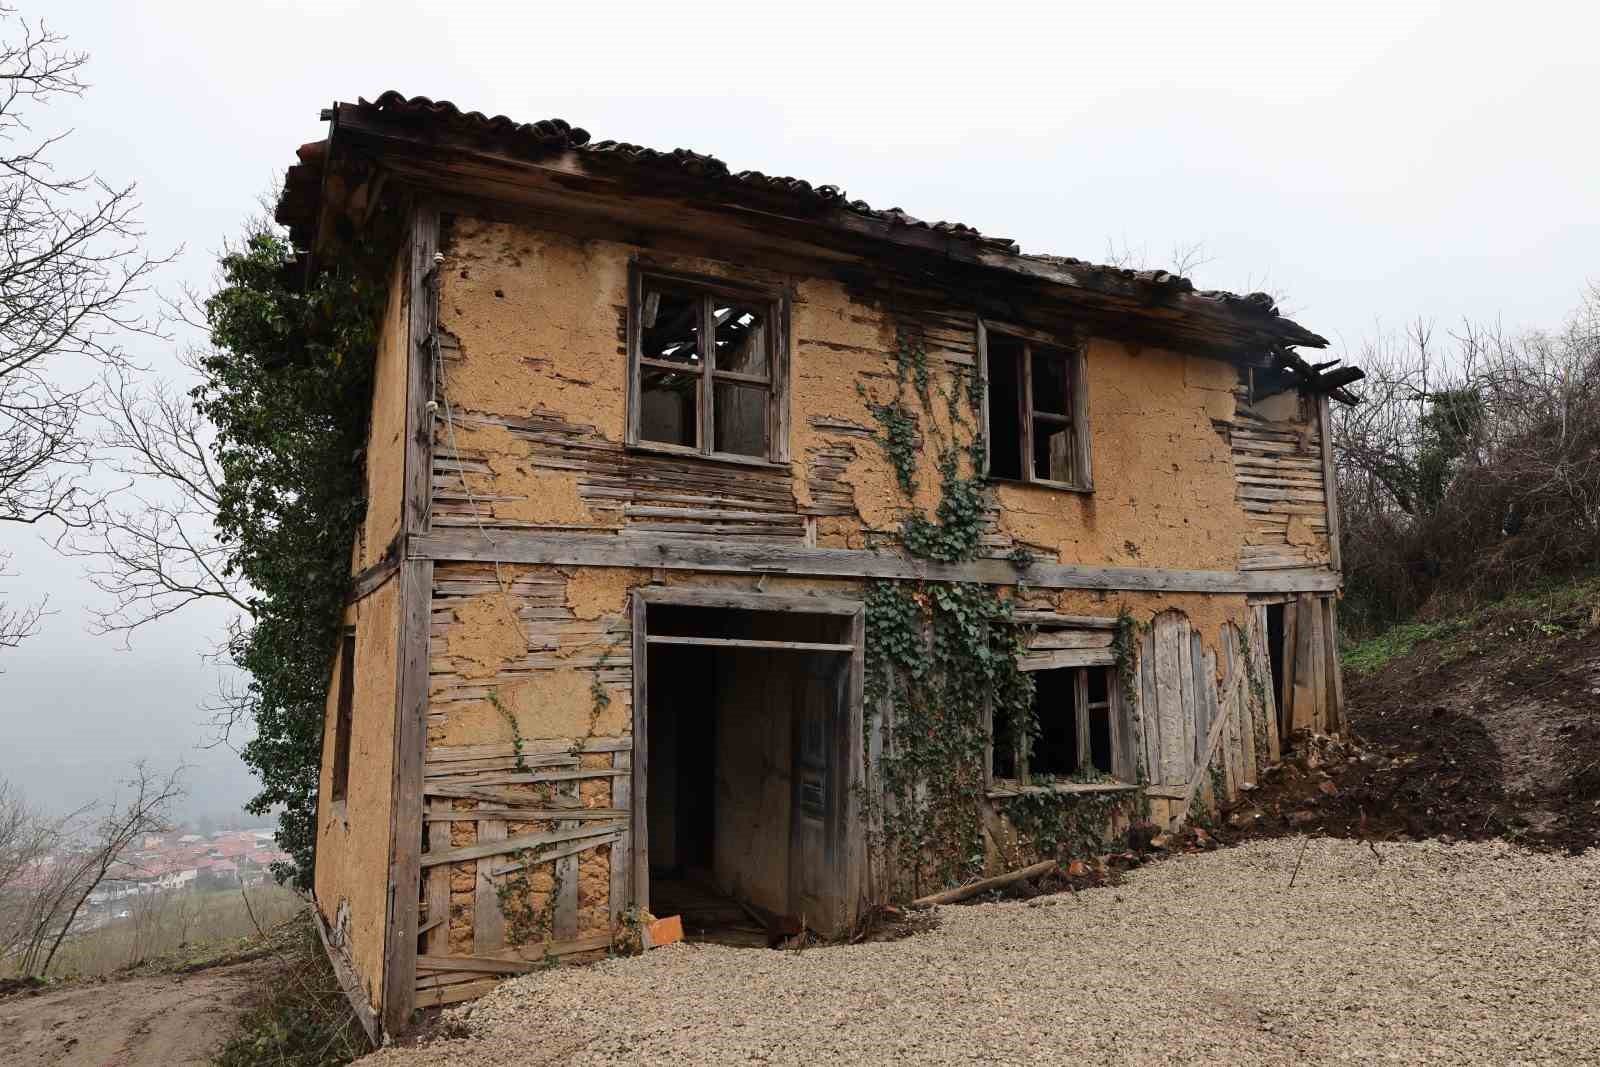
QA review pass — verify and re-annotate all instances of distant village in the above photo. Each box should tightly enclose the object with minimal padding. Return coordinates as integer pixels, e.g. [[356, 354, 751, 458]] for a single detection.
[[95, 828, 289, 902]]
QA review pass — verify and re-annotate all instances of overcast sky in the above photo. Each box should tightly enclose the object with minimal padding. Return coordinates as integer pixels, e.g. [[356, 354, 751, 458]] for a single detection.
[[2, 0, 1596, 819]]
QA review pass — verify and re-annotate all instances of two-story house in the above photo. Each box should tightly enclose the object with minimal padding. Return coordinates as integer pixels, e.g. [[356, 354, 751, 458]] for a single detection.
[[276, 92, 1360, 1038]]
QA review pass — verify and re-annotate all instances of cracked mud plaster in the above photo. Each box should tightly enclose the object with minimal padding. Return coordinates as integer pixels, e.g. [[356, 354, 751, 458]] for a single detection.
[[438, 218, 629, 436], [448, 591, 528, 681], [450, 422, 598, 527], [314, 582, 400, 998], [997, 342, 1251, 569], [789, 280, 952, 533], [436, 671, 628, 747], [563, 567, 648, 621]]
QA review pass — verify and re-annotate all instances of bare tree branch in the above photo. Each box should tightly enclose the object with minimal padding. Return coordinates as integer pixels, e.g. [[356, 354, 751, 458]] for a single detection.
[[0, 7, 174, 653]]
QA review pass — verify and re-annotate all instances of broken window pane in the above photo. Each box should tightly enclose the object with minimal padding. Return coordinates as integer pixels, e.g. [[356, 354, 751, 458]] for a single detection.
[[1031, 346, 1072, 414], [713, 381, 768, 457], [641, 367, 698, 447], [712, 302, 768, 377], [641, 287, 702, 366]]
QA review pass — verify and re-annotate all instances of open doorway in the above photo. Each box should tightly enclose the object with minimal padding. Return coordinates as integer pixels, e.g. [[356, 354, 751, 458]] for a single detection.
[[636, 595, 861, 945]]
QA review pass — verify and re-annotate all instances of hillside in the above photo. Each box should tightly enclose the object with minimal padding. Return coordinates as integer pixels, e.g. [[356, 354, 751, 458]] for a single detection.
[[1218, 577, 1600, 854]]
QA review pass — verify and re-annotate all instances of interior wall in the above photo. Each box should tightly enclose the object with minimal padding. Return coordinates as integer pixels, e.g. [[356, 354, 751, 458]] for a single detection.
[[712, 649, 796, 917], [314, 579, 400, 1012]]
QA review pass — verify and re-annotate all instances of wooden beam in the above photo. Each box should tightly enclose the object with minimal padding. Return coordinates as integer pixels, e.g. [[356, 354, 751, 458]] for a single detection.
[[910, 860, 1058, 907], [412, 529, 1341, 595], [635, 585, 860, 614], [413, 977, 502, 1008], [312, 902, 381, 1045], [1318, 395, 1343, 573], [1018, 648, 1116, 671], [381, 200, 439, 1038], [645, 635, 854, 653], [347, 545, 400, 604], [630, 591, 649, 917], [1012, 611, 1121, 629]]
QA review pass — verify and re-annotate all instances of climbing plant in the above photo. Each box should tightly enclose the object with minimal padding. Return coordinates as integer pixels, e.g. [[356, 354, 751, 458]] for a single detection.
[[196, 213, 402, 885], [860, 329, 1153, 896]]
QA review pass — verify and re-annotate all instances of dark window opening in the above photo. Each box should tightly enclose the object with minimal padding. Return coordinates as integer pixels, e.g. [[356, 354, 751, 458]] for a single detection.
[[632, 274, 782, 462], [331, 627, 355, 803], [986, 334, 1024, 480], [991, 663, 1119, 783], [1266, 603, 1287, 738], [983, 328, 1088, 489]]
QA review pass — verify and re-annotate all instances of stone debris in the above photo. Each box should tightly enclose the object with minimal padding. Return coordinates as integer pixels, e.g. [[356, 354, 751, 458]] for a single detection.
[[364, 838, 1600, 1066]]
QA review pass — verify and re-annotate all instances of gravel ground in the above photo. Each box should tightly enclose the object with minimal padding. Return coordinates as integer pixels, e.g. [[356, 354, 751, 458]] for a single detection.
[[370, 839, 1600, 1066]]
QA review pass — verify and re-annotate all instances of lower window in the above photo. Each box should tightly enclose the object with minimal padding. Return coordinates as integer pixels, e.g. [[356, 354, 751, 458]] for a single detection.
[[993, 664, 1119, 784]]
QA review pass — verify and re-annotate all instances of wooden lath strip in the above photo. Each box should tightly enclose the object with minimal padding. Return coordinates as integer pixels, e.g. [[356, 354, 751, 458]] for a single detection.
[[426, 738, 631, 762], [489, 830, 621, 877], [421, 823, 619, 868], [425, 807, 627, 822]]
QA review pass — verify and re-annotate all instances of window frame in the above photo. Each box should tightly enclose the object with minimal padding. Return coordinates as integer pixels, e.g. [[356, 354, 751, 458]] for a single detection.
[[625, 263, 792, 468], [977, 320, 1093, 492], [330, 625, 357, 807], [986, 662, 1125, 790]]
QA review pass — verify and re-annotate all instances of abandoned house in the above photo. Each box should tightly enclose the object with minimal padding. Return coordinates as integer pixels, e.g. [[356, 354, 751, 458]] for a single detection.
[[275, 92, 1363, 1039]]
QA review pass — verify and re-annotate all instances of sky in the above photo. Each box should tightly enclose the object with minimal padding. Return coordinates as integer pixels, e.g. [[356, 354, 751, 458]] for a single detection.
[[1, 0, 1596, 818]]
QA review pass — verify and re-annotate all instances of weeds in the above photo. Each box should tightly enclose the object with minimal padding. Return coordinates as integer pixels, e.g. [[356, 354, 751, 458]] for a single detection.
[[212, 913, 371, 1067]]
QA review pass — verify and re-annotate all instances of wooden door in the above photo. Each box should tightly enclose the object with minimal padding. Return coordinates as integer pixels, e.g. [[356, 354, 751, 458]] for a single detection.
[[788, 654, 846, 932]]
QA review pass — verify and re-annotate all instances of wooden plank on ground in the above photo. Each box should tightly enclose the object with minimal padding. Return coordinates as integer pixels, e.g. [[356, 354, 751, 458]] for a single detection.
[[414, 978, 502, 1008]]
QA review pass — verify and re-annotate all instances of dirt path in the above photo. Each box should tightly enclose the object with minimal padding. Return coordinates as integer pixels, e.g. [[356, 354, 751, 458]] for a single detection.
[[0, 958, 273, 1067]]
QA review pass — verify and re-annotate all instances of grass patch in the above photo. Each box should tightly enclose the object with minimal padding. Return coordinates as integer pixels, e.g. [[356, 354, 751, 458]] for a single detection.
[[1343, 619, 1462, 675], [1343, 574, 1600, 677], [213, 912, 371, 1067]]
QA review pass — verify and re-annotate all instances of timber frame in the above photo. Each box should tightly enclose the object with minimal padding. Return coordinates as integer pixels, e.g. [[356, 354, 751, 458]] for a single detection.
[[285, 91, 1362, 1040]]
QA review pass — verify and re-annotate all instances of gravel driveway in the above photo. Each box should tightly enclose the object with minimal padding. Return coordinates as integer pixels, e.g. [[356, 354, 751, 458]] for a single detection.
[[369, 839, 1600, 1066]]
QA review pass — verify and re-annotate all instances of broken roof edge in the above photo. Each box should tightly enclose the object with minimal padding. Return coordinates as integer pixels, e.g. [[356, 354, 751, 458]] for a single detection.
[[276, 92, 1349, 376]]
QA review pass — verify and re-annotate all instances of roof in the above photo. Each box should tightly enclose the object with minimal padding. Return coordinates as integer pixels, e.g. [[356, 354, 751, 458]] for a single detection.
[[278, 92, 1360, 394]]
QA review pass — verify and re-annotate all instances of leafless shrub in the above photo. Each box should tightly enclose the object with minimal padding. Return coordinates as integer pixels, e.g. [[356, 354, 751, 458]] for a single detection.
[[1334, 288, 1600, 634], [0, 764, 184, 976]]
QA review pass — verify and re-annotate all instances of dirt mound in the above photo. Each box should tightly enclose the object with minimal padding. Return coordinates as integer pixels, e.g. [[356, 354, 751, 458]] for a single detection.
[[1214, 581, 1600, 855]]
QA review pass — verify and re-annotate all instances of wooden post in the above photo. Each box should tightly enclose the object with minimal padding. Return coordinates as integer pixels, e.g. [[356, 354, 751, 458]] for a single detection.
[[1318, 395, 1343, 573], [629, 591, 649, 917], [381, 200, 438, 1038]]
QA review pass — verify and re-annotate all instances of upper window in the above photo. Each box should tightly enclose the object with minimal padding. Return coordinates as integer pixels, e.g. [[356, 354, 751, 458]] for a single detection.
[[628, 268, 788, 464], [981, 325, 1092, 490]]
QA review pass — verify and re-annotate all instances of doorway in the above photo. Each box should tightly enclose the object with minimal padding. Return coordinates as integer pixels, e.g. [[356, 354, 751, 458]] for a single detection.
[[632, 591, 863, 942]]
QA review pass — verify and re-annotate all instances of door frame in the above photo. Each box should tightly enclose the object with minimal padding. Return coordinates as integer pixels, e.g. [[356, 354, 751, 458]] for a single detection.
[[629, 585, 866, 931]]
